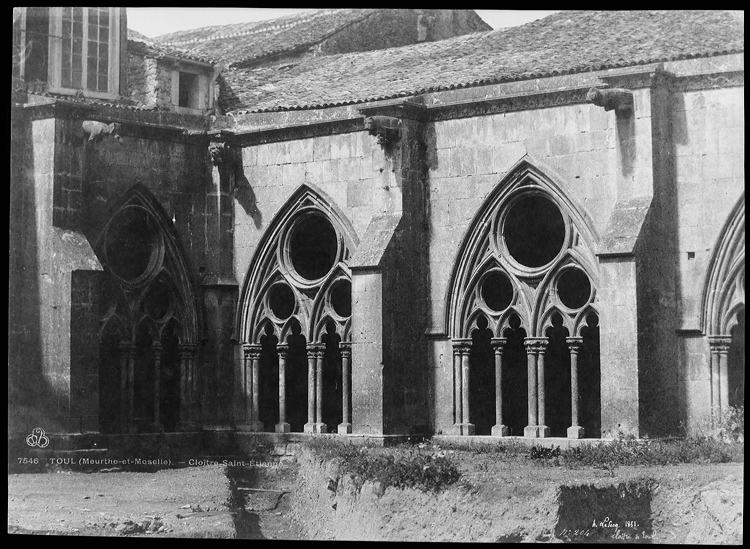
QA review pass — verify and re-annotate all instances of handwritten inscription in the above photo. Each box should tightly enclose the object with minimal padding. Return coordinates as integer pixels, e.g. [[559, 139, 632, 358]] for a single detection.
[[559, 517, 653, 541]]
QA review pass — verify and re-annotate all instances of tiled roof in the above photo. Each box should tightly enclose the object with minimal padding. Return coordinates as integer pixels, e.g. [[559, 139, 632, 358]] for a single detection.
[[128, 29, 217, 65], [151, 9, 379, 67], [221, 10, 744, 114]]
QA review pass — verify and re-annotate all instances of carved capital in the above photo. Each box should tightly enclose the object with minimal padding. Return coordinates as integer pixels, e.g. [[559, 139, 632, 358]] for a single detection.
[[708, 335, 732, 354], [586, 86, 634, 114], [243, 344, 262, 360], [277, 343, 289, 357], [566, 337, 584, 353], [524, 337, 548, 354], [490, 337, 507, 355]]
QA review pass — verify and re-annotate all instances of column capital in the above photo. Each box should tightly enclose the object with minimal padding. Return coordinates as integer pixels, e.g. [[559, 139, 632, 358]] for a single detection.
[[243, 343, 262, 359], [277, 343, 289, 355], [118, 342, 138, 356], [340, 342, 352, 356], [566, 337, 584, 352], [490, 338, 507, 353], [708, 335, 732, 353], [524, 337, 548, 353], [452, 338, 472, 353]]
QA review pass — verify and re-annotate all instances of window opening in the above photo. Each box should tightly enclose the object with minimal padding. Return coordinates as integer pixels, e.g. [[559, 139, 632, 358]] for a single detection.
[[322, 321, 343, 433], [268, 283, 295, 320], [481, 271, 514, 312], [469, 315, 494, 435], [23, 7, 50, 82], [557, 268, 592, 310], [579, 313, 601, 437], [289, 214, 338, 281], [503, 195, 565, 268], [105, 207, 159, 283], [178, 71, 199, 109], [259, 324, 280, 430], [330, 279, 352, 318], [286, 322, 309, 433], [501, 314, 528, 436], [544, 313, 571, 437]]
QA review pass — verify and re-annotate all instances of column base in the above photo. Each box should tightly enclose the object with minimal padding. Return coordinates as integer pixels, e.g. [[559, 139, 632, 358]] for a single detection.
[[337, 422, 352, 435], [567, 425, 585, 439], [236, 421, 265, 432], [454, 423, 475, 436], [524, 425, 550, 438], [491, 424, 509, 437], [275, 422, 291, 433], [304, 422, 315, 434], [176, 421, 199, 432], [314, 423, 328, 434]]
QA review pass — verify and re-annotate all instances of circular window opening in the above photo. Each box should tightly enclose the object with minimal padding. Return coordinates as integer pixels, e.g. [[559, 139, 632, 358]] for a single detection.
[[481, 271, 514, 312], [557, 268, 591, 310], [268, 283, 295, 320], [503, 195, 566, 268], [330, 279, 352, 318], [145, 278, 172, 321], [105, 207, 159, 282], [290, 214, 338, 281]]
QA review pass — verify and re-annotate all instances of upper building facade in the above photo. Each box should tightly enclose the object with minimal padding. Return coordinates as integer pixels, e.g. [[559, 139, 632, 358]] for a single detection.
[[9, 9, 744, 447]]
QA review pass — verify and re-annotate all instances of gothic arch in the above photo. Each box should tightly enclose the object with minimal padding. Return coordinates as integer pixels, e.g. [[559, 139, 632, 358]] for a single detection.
[[94, 183, 201, 344], [446, 156, 600, 339], [445, 157, 602, 438], [238, 184, 358, 344], [701, 193, 745, 336]]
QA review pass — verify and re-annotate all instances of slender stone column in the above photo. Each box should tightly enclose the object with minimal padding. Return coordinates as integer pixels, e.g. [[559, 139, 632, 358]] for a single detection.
[[452, 341, 463, 431], [237, 344, 263, 431], [491, 338, 509, 437], [454, 339, 474, 436], [276, 344, 290, 433], [151, 342, 163, 432], [566, 337, 584, 439], [338, 343, 352, 434], [315, 347, 327, 433], [304, 345, 316, 433], [177, 344, 199, 431], [536, 339, 550, 438], [708, 336, 731, 423], [118, 343, 137, 433], [524, 339, 539, 438]]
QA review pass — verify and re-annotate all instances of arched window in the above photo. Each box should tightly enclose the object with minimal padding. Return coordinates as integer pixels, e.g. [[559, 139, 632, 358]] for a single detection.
[[238, 186, 358, 434], [702, 195, 745, 421], [96, 185, 200, 434], [446, 159, 600, 438]]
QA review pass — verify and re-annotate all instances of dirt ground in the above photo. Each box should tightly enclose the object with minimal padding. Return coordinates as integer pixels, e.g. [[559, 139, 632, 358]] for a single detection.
[[7, 449, 744, 543]]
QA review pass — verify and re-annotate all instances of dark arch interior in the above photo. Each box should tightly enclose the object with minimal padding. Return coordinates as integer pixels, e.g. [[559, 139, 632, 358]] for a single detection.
[[502, 317, 528, 436], [259, 327, 280, 429], [269, 283, 295, 320], [544, 314, 571, 437], [322, 322, 343, 433], [579, 313, 601, 437], [290, 214, 338, 281], [286, 323, 308, 433], [330, 279, 352, 318], [146, 277, 172, 321], [470, 316, 494, 435], [557, 268, 591, 310], [106, 207, 157, 281], [503, 195, 565, 268], [482, 271, 514, 312], [728, 308, 745, 408], [98, 320, 123, 434]]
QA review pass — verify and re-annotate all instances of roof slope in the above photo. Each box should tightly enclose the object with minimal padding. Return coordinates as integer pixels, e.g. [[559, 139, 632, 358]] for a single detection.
[[220, 10, 744, 113], [152, 9, 379, 66]]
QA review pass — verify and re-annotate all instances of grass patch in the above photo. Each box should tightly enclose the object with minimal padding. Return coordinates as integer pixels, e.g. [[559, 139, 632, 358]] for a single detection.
[[305, 438, 460, 493], [530, 437, 744, 469]]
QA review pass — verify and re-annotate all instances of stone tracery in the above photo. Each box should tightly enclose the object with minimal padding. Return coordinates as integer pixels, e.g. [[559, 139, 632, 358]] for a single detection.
[[238, 185, 358, 434], [446, 159, 601, 438]]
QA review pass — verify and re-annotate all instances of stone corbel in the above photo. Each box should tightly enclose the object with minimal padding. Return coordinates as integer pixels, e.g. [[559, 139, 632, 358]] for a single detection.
[[82, 120, 122, 142], [364, 115, 402, 149], [209, 141, 228, 166], [586, 86, 634, 115]]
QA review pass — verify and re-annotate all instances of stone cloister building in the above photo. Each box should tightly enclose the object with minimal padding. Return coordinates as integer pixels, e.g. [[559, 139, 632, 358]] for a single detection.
[[9, 9, 744, 450]]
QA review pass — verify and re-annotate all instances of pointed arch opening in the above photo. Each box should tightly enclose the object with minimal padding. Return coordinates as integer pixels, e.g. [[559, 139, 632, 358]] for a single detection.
[[445, 158, 600, 438], [237, 185, 357, 434], [94, 184, 200, 434]]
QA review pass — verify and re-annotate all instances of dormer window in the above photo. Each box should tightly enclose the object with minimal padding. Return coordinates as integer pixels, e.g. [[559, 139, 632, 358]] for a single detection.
[[172, 64, 213, 114], [178, 71, 199, 109], [13, 7, 123, 99]]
